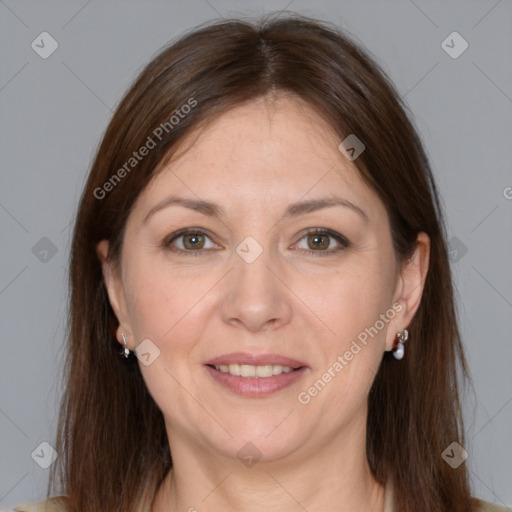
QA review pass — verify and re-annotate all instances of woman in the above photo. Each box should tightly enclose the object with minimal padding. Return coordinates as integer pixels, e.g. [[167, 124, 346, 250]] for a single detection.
[[7, 14, 510, 512]]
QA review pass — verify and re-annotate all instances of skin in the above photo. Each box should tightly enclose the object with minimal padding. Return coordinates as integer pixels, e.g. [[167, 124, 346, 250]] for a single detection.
[[97, 93, 430, 512]]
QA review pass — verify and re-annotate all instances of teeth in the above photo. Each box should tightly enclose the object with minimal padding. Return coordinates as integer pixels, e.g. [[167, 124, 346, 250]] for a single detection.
[[213, 364, 295, 377], [229, 364, 240, 376]]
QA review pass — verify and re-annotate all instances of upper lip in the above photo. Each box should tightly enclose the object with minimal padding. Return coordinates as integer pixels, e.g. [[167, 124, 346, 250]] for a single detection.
[[205, 352, 307, 369]]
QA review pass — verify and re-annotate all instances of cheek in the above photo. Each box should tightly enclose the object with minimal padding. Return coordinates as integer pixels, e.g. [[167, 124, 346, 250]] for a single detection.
[[305, 260, 395, 344], [300, 256, 396, 406], [298, 273, 393, 421], [123, 258, 216, 347]]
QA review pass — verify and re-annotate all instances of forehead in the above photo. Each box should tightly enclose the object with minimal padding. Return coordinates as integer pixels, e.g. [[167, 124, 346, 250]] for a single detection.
[[133, 94, 385, 222]]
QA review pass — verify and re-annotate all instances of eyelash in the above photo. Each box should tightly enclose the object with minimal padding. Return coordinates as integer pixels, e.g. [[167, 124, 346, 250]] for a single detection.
[[163, 228, 350, 257]]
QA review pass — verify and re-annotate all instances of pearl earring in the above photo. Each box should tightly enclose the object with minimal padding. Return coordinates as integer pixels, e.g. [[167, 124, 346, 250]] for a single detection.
[[120, 332, 131, 358], [392, 328, 408, 360]]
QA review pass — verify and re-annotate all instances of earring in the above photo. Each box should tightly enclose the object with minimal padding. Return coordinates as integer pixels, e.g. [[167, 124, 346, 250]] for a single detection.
[[392, 328, 408, 360], [120, 332, 131, 358]]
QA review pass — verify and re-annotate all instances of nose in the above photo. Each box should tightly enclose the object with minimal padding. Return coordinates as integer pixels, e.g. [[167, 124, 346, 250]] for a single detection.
[[219, 244, 293, 333]]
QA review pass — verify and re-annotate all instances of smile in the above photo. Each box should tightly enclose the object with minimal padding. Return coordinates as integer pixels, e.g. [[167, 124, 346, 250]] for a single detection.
[[212, 363, 295, 377], [205, 364, 308, 397]]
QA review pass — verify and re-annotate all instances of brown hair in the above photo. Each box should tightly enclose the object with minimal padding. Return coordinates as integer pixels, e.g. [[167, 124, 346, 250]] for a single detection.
[[49, 14, 474, 512]]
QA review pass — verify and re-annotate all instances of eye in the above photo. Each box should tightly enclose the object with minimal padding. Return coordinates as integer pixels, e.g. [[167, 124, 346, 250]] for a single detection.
[[293, 228, 350, 256], [163, 229, 219, 256], [163, 227, 349, 257]]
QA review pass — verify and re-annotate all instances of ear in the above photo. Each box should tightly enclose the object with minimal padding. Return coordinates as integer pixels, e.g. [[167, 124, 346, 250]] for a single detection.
[[96, 240, 133, 348], [385, 232, 430, 351]]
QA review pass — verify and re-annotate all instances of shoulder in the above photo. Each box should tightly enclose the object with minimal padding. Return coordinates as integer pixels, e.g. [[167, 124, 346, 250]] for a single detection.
[[473, 497, 512, 512], [1, 496, 69, 512]]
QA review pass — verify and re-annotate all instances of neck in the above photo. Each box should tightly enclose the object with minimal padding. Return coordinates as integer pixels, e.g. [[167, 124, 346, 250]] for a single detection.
[[151, 417, 386, 512]]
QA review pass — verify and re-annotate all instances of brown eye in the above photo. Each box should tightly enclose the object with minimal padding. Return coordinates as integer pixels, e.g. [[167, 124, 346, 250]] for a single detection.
[[164, 229, 219, 256], [307, 233, 330, 250], [294, 229, 350, 256], [182, 233, 206, 250]]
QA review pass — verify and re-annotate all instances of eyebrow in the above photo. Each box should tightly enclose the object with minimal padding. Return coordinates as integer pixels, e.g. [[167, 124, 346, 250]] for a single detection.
[[143, 195, 369, 224]]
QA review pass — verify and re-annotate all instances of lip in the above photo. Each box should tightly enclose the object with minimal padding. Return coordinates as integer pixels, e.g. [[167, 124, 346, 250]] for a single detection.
[[204, 352, 307, 369], [204, 352, 309, 398]]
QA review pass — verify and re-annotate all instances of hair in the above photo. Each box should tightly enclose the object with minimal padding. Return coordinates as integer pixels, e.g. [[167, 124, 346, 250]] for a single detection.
[[49, 13, 474, 512]]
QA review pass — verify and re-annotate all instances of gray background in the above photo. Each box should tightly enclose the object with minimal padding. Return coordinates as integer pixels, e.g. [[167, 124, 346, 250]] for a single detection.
[[1, 0, 511, 508]]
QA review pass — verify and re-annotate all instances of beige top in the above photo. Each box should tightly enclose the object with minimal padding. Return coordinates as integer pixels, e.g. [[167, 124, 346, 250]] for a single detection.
[[4, 480, 511, 511]]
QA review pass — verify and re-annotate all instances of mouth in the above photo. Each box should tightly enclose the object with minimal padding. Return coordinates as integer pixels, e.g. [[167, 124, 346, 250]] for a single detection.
[[204, 352, 309, 397]]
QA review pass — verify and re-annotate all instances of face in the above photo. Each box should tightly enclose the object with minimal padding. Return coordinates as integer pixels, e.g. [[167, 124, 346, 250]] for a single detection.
[[99, 94, 427, 467]]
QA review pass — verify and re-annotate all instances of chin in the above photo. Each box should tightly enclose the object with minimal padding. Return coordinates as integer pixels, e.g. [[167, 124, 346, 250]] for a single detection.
[[206, 416, 306, 463]]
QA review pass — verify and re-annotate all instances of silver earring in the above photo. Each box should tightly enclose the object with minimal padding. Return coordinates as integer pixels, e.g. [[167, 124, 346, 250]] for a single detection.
[[120, 332, 131, 358], [392, 328, 408, 360]]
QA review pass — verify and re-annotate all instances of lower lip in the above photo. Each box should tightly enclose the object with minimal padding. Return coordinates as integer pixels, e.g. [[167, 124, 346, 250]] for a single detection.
[[205, 365, 309, 397]]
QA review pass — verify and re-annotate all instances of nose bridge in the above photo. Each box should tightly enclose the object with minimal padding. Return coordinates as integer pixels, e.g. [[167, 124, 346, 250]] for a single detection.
[[233, 235, 277, 300], [220, 234, 292, 331], [235, 239, 273, 289]]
